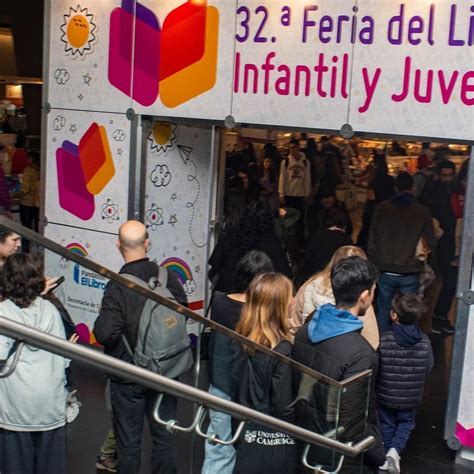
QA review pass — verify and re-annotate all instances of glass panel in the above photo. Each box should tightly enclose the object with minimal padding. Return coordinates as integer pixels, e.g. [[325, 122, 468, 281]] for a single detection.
[[0, 218, 372, 473]]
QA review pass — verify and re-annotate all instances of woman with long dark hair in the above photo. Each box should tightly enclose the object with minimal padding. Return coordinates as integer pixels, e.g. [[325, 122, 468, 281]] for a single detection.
[[0, 253, 70, 474], [233, 272, 296, 474], [208, 200, 291, 292]]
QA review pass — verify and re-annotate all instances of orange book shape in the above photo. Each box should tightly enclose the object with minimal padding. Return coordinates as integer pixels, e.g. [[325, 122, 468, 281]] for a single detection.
[[78, 123, 115, 195]]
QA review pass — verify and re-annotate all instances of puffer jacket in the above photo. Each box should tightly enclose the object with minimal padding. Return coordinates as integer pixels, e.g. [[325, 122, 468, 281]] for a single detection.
[[292, 305, 386, 469], [377, 324, 433, 409], [288, 275, 379, 349]]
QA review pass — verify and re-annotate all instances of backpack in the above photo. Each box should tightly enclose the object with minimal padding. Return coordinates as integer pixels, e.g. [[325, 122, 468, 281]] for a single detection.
[[122, 266, 193, 379]]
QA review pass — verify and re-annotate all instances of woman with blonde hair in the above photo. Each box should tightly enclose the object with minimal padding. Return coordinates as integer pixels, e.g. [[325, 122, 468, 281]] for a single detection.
[[288, 245, 379, 349], [232, 272, 296, 474]]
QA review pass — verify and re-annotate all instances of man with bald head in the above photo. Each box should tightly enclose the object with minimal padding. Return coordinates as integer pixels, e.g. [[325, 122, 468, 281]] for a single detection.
[[94, 220, 187, 474]]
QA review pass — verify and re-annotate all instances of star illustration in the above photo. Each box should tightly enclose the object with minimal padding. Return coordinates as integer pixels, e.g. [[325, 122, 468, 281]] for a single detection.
[[52, 137, 57, 143], [173, 246, 178, 251], [109, 120, 114, 125], [117, 148, 123, 156], [69, 124, 77, 133], [78, 94, 84, 101], [168, 214, 178, 226], [93, 63, 98, 68], [195, 266, 201, 273], [145, 193, 150, 199], [171, 193, 178, 201], [83, 73, 92, 86], [186, 250, 191, 256]]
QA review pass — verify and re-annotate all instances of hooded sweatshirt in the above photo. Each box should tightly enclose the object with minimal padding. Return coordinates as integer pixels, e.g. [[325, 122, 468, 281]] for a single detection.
[[0, 297, 69, 431], [307, 303, 363, 343], [377, 323, 434, 409], [292, 304, 386, 468], [368, 192, 436, 273]]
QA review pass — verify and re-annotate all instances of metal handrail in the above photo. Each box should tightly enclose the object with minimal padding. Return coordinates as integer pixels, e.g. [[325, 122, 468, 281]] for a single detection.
[[195, 408, 246, 445], [0, 316, 375, 457], [0, 217, 371, 388], [153, 393, 205, 433]]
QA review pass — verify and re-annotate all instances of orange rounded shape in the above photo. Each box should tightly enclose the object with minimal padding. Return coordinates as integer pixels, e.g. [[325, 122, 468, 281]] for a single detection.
[[67, 15, 90, 48]]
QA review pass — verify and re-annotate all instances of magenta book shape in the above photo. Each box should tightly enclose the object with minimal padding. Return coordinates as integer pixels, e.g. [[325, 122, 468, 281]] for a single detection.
[[108, 1, 161, 106], [56, 141, 95, 220]]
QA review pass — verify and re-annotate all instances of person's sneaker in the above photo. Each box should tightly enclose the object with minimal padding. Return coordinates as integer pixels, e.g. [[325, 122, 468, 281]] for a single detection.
[[441, 320, 455, 335], [386, 448, 400, 474], [431, 317, 443, 335], [379, 459, 389, 471], [96, 454, 118, 472]]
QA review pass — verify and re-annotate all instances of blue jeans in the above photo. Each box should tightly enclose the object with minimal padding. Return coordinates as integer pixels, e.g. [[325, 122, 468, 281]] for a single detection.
[[378, 406, 416, 455], [201, 384, 235, 474], [376, 272, 419, 332]]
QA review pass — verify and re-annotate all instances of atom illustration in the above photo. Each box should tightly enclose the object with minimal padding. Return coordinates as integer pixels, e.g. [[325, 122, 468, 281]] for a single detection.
[[100, 198, 120, 223], [145, 203, 164, 231]]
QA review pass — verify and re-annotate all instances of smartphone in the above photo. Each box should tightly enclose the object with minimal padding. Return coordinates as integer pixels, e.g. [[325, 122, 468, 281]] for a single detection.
[[51, 276, 65, 293]]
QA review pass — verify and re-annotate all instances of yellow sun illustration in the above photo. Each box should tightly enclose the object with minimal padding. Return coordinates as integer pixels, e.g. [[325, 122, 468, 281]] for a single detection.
[[148, 122, 178, 154], [60, 5, 97, 57]]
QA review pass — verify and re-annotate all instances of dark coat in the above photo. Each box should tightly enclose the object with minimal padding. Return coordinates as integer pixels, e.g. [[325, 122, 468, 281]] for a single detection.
[[232, 340, 296, 474], [422, 181, 456, 268], [208, 293, 242, 395], [306, 200, 353, 237], [304, 228, 352, 279], [377, 324, 433, 410], [94, 258, 187, 372], [208, 232, 291, 293], [292, 324, 386, 469], [368, 193, 436, 273]]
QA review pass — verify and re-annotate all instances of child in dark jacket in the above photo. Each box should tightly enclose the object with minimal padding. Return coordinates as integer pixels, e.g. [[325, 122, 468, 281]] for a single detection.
[[377, 294, 434, 473]]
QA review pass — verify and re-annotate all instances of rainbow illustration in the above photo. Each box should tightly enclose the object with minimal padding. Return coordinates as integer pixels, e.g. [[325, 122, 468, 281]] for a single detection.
[[161, 257, 192, 284], [66, 242, 88, 257]]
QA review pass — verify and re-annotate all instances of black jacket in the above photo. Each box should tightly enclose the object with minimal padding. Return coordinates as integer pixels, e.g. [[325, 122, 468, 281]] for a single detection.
[[233, 340, 294, 423], [368, 193, 436, 273], [306, 200, 353, 237], [208, 232, 291, 293], [377, 324, 433, 410], [208, 293, 242, 395], [304, 228, 352, 279], [94, 258, 187, 371], [292, 324, 386, 469], [422, 181, 456, 267]]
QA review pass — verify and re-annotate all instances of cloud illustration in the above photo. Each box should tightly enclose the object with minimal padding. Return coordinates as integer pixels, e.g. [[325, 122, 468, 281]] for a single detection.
[[150, 164, 172, 187], [54, 68, 70, 85]]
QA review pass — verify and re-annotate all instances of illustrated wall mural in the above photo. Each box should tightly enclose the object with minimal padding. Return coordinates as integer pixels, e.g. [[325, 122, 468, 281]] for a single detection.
[[144, 122, 216, 332], [48, 0, 235, 119], [44, 224, 125, 345], [44, 109, 131, 330], [45, 110, 130, 230]]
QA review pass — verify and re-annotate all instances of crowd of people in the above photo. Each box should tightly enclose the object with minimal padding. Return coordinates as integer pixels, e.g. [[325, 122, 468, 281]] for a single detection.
[[0, 134, 469, 474]]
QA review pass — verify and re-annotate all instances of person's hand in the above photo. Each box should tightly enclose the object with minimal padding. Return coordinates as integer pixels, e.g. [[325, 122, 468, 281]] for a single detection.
[[279, 208, 287, 218], [69, 333, 79, 344], [41, 276, 60, 295]]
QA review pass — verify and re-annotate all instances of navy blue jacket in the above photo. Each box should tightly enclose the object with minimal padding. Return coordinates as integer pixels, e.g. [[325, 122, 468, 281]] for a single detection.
[[377, 324, 434, 410]]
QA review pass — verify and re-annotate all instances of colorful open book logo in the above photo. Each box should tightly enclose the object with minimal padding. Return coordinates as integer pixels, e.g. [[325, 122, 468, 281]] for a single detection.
[[108, 0, 219, 108], [56, 123, 115, 220]]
